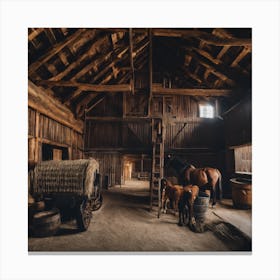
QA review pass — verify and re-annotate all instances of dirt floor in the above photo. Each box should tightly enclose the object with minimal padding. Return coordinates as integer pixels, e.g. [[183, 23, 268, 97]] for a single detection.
[[28, 180, 252, 252]]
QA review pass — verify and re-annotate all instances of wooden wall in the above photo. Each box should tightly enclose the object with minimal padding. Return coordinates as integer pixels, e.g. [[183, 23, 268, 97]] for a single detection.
[[28, 81, 84, 163], [84, 152, 122, 187], [85, 120, 151, 151], [85, 95, 223, 152], [84, 93, 225, 187], [28, 107, 84, 162], [223, 95, 252, 196]]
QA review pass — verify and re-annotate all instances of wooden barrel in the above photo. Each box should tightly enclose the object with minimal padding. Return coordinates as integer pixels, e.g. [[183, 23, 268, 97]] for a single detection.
[[193, 192, 210, 222], [230, 178, 252, 209], [32, 208, 61, 237]]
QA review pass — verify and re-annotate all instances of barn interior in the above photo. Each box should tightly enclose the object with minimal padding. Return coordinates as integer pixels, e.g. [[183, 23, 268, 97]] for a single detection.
[[28, 28, 252, 252]]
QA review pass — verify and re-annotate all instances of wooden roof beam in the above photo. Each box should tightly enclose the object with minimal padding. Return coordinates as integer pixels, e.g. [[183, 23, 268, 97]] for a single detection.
[[35, 80, 132, 92], [28, 28, 44, 41], [49, 34, 109, 82], [152, 84, 232, 96], [231, 47, 251, 67], [93, 28, 251, 46], [29, 29, 89, 75], [190, 47, 249, 76], [35, 79, 233, 100], [184, 52, 235, 86]]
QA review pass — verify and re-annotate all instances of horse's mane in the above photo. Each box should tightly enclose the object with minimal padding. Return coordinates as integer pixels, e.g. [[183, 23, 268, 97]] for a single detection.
[[166, 156, 194, 172]]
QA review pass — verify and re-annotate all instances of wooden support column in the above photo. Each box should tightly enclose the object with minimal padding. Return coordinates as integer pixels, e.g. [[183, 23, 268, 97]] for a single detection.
[[34, 111, 40, 162], [148, 29, 153, 116], [129, 28, 135, 95], [68, 128, 73, 160], [141, 154, 144, 173], [215, 99, 220, 118]]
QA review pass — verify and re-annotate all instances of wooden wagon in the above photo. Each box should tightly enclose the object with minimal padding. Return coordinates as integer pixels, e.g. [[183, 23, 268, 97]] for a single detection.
[[31, 159, 101, 231]]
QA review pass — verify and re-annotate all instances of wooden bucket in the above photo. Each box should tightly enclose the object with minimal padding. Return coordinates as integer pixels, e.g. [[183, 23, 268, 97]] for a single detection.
[[32, 208, 61, 237], [230, 178, 252, 209], [193, 192, 210, 222]]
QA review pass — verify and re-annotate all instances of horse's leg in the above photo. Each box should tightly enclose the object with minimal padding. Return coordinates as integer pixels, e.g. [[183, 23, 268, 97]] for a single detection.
[[161, 195, 167, 213], [187, 186, 199, 231], [212, 186, 216, 207], [178, 199, 184, 226]]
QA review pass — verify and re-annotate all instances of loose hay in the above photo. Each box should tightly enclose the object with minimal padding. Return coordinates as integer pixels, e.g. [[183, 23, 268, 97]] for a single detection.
[[206, 221, 252, 251], [33, 159, 99, 198]]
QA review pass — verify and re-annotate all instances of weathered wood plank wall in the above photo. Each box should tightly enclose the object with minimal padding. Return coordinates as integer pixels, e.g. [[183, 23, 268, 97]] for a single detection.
[[28, 108, 84, 162], [223, 95, 252, 197], [84, 152, 122, 187]]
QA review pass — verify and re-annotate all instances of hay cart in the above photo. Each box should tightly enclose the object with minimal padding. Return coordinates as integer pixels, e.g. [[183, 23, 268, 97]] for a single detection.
[[31, 159, 102, 231]]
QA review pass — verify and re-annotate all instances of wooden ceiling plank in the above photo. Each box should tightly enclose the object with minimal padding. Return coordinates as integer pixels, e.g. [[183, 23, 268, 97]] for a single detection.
[[29, 28, 88, 75]]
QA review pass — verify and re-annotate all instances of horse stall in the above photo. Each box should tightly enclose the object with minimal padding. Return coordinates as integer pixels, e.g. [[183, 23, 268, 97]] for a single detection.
[[27, 28, 252, 252]]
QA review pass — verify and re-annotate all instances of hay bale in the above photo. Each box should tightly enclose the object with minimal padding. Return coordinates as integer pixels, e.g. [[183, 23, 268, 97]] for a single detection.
[[33, 159, 99, 198]]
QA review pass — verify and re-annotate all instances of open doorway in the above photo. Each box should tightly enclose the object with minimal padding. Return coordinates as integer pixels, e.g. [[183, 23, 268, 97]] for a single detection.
[[122, 154, 151, 192]]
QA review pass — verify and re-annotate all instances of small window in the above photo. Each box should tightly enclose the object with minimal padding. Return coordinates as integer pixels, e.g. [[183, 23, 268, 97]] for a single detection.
[[199, 104, 214, 118], [234, 144, 252, 174]]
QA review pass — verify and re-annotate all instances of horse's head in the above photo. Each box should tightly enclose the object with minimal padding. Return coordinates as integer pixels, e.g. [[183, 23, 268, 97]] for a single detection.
[[161, 178, 168, 190], [161, 178, 173, 192]]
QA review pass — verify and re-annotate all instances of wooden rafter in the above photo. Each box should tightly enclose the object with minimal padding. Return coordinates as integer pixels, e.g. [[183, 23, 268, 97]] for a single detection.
[[35, 80, 131, 92], [35, 79, 233, 97], [65, 35, 148, 107], [231, 47, 250, 67], [184, 50, 235, 86], [152, 84, 232, 96], [44, 28, 57, 45], [49, 34, 109, 82], [191, 47, 249, 76], [28, 29, 88, 74], [28, 28, 44, 41], [94, 28, 251, 46]]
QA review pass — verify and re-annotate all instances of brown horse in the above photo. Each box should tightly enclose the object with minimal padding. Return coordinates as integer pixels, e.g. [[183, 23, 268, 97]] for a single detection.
[[161, 178, 183, 215], [185, 165, 222, 207], [161, 178, 205, 232], [166, 156, 222, 207], [178, 184, 200, 229]]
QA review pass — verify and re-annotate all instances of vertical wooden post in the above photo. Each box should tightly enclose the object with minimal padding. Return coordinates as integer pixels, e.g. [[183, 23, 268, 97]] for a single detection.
[[129, 28, 135, 95], [68, 128, 73, 160], [148, 28, 153, 117], [123, 93, 126, 118], [34, 111, 40, 162], [215, 99, 220, 117], [141, 154, 144, 173]]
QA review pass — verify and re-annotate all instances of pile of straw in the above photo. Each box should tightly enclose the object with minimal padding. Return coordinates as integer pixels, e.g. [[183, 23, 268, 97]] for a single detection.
[[33, 159, 99, 198]]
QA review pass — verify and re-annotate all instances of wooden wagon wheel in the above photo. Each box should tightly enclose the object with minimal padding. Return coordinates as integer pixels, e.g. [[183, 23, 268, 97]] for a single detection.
[[92, 194, 103, 211], [76, 199, 92, 231]]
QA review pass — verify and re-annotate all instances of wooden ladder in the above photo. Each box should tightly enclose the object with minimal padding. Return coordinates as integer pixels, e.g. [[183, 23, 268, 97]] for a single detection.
[[150, 118, 164, 217]]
